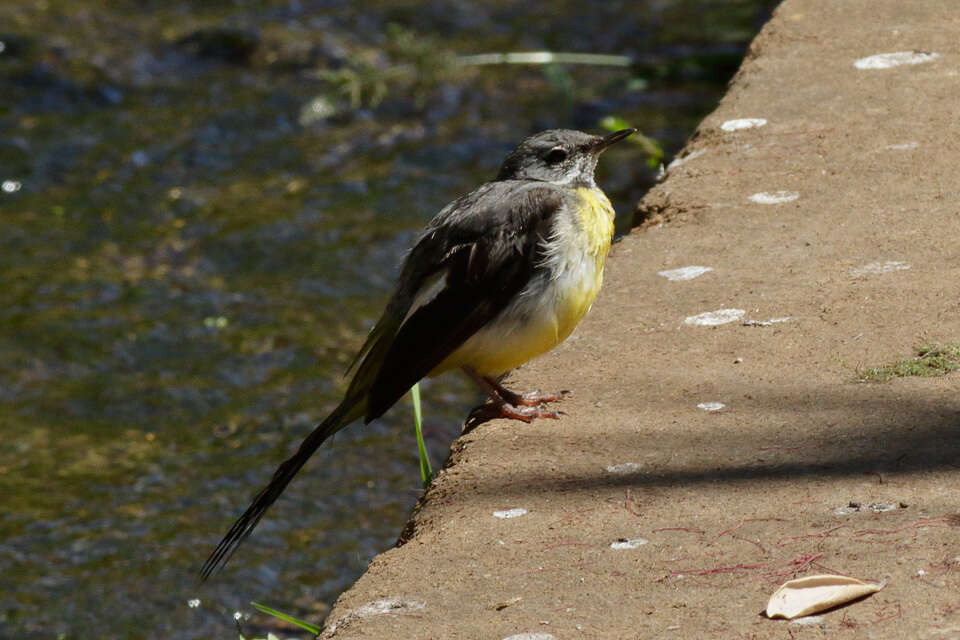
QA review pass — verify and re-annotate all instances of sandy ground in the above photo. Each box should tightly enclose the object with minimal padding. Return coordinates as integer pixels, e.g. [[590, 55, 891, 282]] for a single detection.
[[314, 1, 959, 637]]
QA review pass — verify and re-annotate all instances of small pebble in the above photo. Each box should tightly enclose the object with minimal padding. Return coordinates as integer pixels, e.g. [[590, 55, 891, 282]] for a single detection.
[[605, 462, 643, 474], [849, 261, 910, 276], [748, 190, 799, 204], [720, 118, 767, 131], [853, 51, 940, 69], [610, 538, 649, 550], [684, 309, 745, 326], [658, 266, 713, 281], [697, 402, 725, 412]]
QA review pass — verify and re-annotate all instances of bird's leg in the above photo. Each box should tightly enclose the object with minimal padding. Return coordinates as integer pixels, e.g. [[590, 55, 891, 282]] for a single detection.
[[460, 367, 568, 425]]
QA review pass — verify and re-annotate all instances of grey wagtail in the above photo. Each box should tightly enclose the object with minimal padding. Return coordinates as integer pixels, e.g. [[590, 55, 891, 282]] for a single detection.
[[201, 127, 635, 577]]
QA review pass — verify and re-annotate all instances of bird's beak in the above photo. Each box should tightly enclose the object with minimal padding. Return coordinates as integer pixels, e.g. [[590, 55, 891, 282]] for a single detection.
[[592, 128, 637, 153]]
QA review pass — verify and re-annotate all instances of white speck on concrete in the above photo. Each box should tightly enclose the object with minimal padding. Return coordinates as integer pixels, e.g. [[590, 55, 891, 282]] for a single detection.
[[697, 402, 725, 412], [721, 118, 767, 131], [658, 266, 713, 281], [666, 148, 707, 169], [605, 462, 644, 474], [748, 190, 799, 204], [501, 634, 556, 640], [854, 51, 940, 69], [885, 142, 918, 150], [323, 598, 426, 637], [354, 599, 425, 617], [684, 309, 745, 326], [493, 508, 527, 519], [850, 261, 910, 276], [611, 537, 649, 550], [743, 316, 792, 327], [834, 501, 901, 515]]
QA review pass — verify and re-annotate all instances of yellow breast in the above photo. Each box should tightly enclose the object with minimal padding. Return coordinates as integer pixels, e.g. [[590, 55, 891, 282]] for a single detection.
[[570, 185, 616, 283], [548, 186, 615, 337], [432, 186, 615, 377]]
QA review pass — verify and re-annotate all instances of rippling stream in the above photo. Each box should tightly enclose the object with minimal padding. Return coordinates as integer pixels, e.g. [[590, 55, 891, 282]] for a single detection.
[[0, 1, 776, 637]]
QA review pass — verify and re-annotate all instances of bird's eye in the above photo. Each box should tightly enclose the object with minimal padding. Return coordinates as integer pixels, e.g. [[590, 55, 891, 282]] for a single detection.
[[545, 147, 568, 164]]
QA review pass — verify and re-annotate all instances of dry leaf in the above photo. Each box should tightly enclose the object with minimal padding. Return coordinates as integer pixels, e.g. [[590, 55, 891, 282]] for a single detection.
[[765, 574, 884, 619]]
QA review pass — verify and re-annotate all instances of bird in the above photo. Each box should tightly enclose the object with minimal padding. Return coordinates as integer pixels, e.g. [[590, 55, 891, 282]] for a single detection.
[[201, 127, 636, 578]]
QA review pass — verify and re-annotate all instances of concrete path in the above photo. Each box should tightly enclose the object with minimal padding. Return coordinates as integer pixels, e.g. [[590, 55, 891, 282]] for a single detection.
[[320, 1, 959, 637]]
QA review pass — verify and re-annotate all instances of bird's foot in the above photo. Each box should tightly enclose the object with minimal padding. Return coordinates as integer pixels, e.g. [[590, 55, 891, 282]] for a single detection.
[[493, 401, 564, 422], [504, 388, 571, 407], [459, 367, 570, 433], [473, 371, 570, 407], [463, 401, 565, 433]]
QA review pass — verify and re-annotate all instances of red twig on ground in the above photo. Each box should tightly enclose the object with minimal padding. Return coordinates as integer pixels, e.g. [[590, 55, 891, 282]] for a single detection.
[[691, 562, 770, 576], [776, 525, 846, 547], [652, 526, 705, 534], [762, 552, 825, 581], [855, 516, 954, 537], [788, 552, 824, 573], [731, 534, 768, 555], [872, 600, 903, 623], [661, 562, 770, 581], [712, 518, 789, 545], [839, 610, 858, 629]]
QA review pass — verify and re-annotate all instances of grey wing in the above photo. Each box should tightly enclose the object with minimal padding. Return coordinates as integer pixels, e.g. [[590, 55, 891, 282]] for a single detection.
[[349, 182, 564, 423]]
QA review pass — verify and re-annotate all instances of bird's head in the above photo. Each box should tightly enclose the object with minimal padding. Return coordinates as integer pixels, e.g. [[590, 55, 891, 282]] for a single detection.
[[496, 128, 636, 186]]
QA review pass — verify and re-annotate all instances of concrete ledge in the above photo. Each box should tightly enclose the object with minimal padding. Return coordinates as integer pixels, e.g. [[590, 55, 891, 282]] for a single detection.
[[322, 1, 960, 637]]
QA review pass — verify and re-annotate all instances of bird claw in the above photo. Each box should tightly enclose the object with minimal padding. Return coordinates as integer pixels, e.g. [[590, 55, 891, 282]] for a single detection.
[[462, 400, 564, 433], [509, 388, 571, 407]]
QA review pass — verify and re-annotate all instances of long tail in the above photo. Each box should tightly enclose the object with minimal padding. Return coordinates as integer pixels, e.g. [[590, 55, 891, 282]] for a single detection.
[[200, 399, 361, 580]]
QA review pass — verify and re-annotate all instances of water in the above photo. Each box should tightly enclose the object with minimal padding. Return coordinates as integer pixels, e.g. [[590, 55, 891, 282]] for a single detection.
[[0, 1, 776, 637]]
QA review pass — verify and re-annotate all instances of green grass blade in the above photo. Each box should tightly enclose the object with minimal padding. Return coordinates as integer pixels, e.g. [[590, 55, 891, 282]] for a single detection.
[[411, 383, 433, 487], [249, 602, 322, 635], [600, 115, 663, 168], [457, 52, 633, 67], [858, 342, 960, 382]]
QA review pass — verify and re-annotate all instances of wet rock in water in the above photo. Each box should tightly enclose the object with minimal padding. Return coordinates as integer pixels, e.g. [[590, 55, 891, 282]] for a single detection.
[[175, 27, 259, 64]]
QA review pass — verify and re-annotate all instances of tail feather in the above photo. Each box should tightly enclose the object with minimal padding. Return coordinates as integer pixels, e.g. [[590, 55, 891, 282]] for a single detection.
[[200, 399, 361, 580]]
